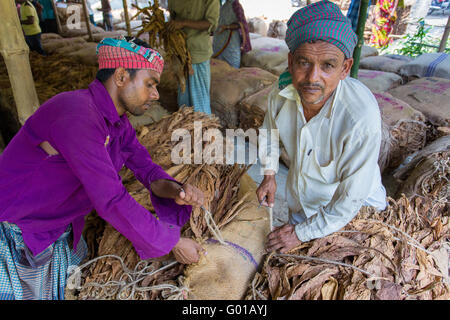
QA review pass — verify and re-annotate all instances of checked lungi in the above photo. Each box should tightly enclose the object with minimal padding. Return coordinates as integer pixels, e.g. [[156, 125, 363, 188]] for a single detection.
[[177, 60, 212, 115], [0, 222, 87, 300]]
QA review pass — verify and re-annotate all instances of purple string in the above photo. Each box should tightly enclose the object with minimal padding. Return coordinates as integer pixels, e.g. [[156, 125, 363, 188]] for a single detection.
[[206, 238, 258, 268]]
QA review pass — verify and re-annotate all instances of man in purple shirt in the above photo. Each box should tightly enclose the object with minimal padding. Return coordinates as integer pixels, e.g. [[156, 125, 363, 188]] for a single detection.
[[0, 37, 204, 300]]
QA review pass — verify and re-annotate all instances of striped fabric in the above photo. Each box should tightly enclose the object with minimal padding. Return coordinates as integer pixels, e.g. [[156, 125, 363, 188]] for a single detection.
[[96, 37, 164, 73], [177, 60, 212, 114], [425, 53, 449, 77], [285, 0, 357, 58], [213, 0, 243, 68], [0, 222, 87, 300]]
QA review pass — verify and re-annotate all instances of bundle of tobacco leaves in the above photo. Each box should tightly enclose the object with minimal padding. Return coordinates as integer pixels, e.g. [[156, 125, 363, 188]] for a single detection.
[[245, 194, 449, 300]]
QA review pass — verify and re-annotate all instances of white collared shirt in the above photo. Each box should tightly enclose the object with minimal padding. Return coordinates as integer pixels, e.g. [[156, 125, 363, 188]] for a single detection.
[[259, 77, 387, 242]]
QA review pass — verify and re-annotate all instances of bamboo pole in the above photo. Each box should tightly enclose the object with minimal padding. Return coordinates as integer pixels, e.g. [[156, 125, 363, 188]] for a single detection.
[[81, 0, 94, 42], [438, 15, 450, 53], [122, 0, 132, 37], [350, 0, 371, 79], [50, 0, 63, 34], [0, 0, 40, 125]]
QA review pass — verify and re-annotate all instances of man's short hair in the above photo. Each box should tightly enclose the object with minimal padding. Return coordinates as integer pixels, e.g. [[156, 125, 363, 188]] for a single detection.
[[95, 37, 151, 83]]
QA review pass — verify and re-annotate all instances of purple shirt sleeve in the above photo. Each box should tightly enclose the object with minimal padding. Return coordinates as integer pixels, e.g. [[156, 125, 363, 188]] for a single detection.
[[120, 119, 192, 227], [49, 115, 189, 260]]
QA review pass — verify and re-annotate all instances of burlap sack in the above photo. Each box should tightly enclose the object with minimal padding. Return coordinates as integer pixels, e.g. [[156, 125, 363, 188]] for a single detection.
[[249, 32, 263, 40], [237, 85, 273, 131], [61, 22, 106, 37], [388, 77, 450, 127], [128, 102, 170, 129], [210, 67, 277, 128], [374, 92, 427, 171], [400, 53, 450, 80], [394, 135, 449, 199], [241, 36, 289, 75], [67, 42, 99, 66], [360, 45, 379, 59], [357, 69, 403, 92], [55, 3, 85, 25], [359, 56, 408, 74], [383, 54, 412, 62], [83, 30, 129, 42], [248, 17, 268, 37], [184, 174, 271, 300], [267, 20, 287, 39], [41, 33, 63, 41], [41, 37, 87, 54], [54, 42, 87, 55]]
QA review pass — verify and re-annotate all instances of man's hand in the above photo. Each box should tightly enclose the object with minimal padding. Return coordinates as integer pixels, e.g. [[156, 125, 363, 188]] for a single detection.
[[167, 20, 185, 32], [175, 183, 204, 207], [265, 224, 301, 253], [256, 173, 277, 208], [172, 237, 205, 264], [150, 180, 204, 207]]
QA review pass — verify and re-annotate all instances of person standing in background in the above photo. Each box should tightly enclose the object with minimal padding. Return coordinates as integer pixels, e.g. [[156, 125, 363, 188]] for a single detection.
[[16, 0, 47, 55], [31, 0, 44, 32], [38, 0, 58, 34], [86, 0, 97, 26], [98, 0, 113, 31], [167, 0, 220, 115], [212, 0, 251, 69], [369, 0, 399, 48]]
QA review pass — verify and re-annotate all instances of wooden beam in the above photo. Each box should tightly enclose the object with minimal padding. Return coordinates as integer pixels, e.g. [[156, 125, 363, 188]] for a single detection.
[[122, 0, 132, 37], [0, 0, 40, 125], [438, 15, 450, 53], [350, 0, 371, 79], [81, 0, 94, 42], [50, 0, 63, 34]]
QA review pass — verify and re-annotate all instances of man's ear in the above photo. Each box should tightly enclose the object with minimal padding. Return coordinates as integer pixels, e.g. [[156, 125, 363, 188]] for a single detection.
[[113, 67, 129, 87], [340, 58, 353, 79]]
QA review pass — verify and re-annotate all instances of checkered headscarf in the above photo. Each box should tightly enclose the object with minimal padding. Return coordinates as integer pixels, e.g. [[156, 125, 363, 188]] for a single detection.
[[96, 37, 164, 74], [285, 0, 357, 58]]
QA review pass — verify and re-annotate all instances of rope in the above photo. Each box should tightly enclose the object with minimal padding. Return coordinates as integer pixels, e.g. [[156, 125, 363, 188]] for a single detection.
[[201, 205, 228, 246], [67, 254, 188, 300]]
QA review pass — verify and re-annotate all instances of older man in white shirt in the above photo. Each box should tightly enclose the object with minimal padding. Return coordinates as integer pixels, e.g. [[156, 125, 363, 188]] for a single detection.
[[257, 0, 387, 253]]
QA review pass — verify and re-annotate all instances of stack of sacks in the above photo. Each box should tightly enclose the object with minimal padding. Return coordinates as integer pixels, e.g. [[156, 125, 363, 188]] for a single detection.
[[210, 65, 277, 128], [359, 55, 410, 75], [388, 77, 450, 128], [248, 17, 268, 37], [241, 36, 290, 75], [374, 92, 427, 172], [357, 69, 403, 92], [41, 36, 87, 55], [399, 53, 450, 80]]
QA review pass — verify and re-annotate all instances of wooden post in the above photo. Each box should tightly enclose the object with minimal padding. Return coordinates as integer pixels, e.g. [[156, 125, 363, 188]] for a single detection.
[[122, 0, 132, 37], [438, 15, 450, 53], [0, 0, 40, 125], [350, 0, 370, 79], [50, 0, 63, 34], [81, 0, 94, 42]]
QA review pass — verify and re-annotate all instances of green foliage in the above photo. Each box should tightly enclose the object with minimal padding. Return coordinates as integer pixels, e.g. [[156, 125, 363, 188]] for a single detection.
[[392, 18, 450, 57]]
